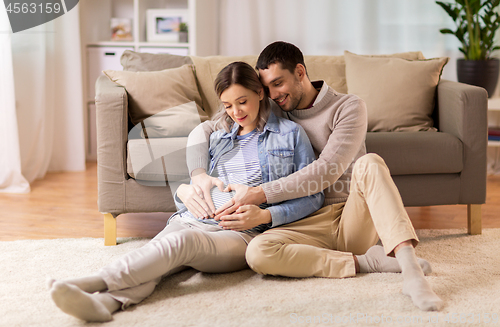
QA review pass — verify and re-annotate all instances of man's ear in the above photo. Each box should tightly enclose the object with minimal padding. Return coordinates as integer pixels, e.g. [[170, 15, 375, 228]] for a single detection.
[[295, 64, 307, 81]]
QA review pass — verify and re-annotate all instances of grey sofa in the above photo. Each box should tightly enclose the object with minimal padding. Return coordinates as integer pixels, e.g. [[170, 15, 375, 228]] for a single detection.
[[95, 51, 487, 245]]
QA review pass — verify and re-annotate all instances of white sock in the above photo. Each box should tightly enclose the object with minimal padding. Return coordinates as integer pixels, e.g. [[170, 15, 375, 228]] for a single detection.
[[395, 246, 443, 311], [50, 282, 113, 322], [356, 245, 432, 274]]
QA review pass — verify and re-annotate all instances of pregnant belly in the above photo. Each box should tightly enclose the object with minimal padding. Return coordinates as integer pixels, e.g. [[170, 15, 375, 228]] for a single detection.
[[210, 187, 236, 211]]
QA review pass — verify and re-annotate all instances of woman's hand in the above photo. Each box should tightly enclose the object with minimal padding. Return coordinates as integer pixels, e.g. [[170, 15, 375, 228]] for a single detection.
[[177, 184, 214, 219], [214, 184, 267, 220], [216, 205, 272, 231], [189, 169, 225, 217]]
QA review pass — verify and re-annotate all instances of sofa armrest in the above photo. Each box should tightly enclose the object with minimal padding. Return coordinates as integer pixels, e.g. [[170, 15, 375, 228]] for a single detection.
[[95, 75, 128, 213], [436, 79, 488, 204]]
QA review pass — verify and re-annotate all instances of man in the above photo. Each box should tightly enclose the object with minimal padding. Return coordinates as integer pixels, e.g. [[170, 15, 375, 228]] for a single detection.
[[186, 41, 442, 311]]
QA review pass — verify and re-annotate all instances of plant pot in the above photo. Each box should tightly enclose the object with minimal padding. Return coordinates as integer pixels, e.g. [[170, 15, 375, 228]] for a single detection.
[[178, 32, 188, 43], [457, 58, 499, 98]]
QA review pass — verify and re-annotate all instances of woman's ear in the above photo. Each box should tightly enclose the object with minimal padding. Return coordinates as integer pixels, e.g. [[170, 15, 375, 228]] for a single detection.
[[258, 88, 264, 101]]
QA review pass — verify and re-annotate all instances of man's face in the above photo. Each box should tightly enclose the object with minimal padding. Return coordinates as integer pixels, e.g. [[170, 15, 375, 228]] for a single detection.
[[258, 63, 305, 112]]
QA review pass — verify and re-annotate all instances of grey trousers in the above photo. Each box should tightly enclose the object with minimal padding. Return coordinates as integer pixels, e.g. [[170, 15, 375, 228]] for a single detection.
[[98, 216, 253, 309]]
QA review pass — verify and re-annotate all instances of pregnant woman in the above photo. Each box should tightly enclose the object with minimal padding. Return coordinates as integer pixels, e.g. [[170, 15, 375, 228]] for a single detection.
[[48, 61, 324, 322]]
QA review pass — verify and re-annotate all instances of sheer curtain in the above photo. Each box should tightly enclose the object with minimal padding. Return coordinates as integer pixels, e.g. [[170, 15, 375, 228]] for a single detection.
[[1, 3, 85, 193], [0, 3, 30, 193], [218, 0, 460, 81], [218, 0, 500, 170]]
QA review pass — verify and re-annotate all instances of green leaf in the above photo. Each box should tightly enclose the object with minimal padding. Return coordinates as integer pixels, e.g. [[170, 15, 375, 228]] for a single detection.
[[456, 26, 467, 43], [459, 47, 467, 57], [438, 0, 500, 59], [490, 0, 500, 8], [440, 28, 456, 34], [436, 1, 459, 20], [469, 0, 481, 14]]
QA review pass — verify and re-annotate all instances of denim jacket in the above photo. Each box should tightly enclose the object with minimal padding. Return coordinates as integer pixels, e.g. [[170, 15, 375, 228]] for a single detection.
[[175, 111, 324, 228], [210, 111, 325, 226]]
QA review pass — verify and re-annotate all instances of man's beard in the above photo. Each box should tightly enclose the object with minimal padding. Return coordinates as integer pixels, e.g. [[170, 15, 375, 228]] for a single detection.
[[278, 81, 304, 112]]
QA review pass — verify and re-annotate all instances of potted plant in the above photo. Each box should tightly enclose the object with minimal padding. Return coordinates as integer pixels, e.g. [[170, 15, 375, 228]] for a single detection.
[[436, 0, 500, 97], [178, 22, 188, 43]]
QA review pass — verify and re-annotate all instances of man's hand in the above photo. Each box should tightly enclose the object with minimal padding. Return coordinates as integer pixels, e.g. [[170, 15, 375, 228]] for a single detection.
[[214, 184, 267, 219], [217, 205, 271, 231], [186, 169, 224, 218]]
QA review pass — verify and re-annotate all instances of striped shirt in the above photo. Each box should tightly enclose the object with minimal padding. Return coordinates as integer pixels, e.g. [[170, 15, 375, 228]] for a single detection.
[[180, 129, 270, 234]]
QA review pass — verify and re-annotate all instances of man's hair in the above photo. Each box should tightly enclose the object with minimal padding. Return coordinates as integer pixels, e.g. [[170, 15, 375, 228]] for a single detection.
[[212, 61, 270, 132], [256, 41, 307, 75]]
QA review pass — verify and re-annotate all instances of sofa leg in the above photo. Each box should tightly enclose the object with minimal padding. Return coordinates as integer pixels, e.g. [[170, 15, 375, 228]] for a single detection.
[[467, 204, 482, 235], [104, 213, 117, 246]]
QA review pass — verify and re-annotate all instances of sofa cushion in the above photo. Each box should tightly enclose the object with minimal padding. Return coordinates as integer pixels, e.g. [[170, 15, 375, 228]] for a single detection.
[[365, 132, 463, 175], [345, 51, 448, 132], [140, 101, 204, 138], [103, 65, 208, 126], [190, 52, 425, 117], [120, 50, 193, 72], [305, 51, 424, 94], [127, 137, 190, 182]]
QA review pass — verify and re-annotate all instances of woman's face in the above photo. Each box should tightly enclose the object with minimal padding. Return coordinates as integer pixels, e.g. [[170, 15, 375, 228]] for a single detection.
[[220, 84, 263, 135]]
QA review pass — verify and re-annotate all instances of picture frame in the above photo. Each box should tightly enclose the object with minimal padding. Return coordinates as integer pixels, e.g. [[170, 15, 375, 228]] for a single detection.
[[146, 9, 189, 43], [110, 18, 133, 41]]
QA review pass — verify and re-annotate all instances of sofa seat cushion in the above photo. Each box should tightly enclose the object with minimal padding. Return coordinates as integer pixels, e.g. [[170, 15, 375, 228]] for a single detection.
[[127, 137, 190, 182], [365, 132, 463, 175]]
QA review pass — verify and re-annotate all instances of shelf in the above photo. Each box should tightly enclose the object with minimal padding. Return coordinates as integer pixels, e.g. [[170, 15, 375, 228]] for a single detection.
[[138, 42, 189, 48], [88, 42, 136, 48], [488, 140, 500, 147], [88, 41, 190, 48], [488, 97, 500, 111], [81, 0, 196, 54], [80, 0, 218, 161]]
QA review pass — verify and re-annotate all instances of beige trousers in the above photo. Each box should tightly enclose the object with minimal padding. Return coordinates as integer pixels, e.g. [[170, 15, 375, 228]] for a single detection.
[[246, 153, 419, 279], [98, 216, 253, 308]]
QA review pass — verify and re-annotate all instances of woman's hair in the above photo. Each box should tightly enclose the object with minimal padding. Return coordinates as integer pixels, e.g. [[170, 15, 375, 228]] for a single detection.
[[212, 61, 270, 132]]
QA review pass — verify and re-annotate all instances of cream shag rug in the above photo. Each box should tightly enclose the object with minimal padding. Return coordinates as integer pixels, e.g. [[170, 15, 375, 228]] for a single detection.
[[1, 229, 500, 327]]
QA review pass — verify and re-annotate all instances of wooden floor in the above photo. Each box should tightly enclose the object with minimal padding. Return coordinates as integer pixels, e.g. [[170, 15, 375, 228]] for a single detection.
[[1, 162, 499, 241]]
